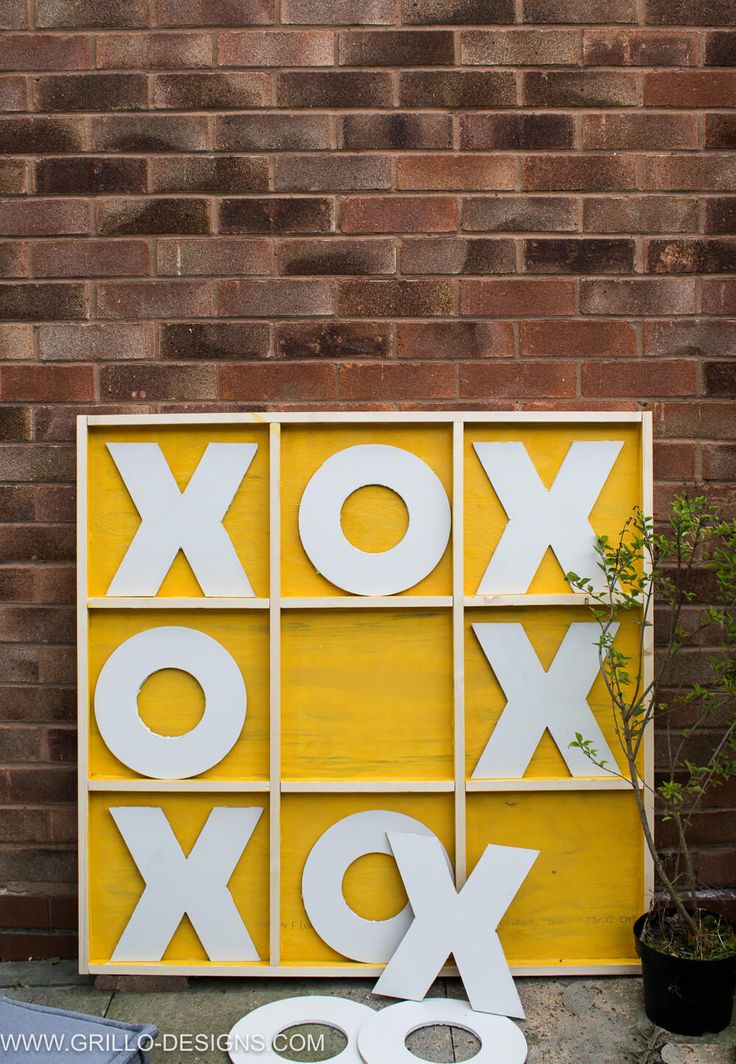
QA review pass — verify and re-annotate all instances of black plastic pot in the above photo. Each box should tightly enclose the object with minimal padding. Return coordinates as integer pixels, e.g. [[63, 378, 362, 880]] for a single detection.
[[634, 912, 736, 1035]]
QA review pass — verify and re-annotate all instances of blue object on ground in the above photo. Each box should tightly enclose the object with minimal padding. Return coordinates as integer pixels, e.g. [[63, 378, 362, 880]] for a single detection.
[[0, 994, 158, 1063]]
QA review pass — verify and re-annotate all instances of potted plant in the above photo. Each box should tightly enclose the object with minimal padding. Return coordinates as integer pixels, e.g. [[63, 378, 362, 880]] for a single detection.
[[566, 494, 736, 1036]]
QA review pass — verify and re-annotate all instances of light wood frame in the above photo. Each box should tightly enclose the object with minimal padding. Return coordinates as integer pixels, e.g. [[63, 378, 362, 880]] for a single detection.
[[77, 411, 653, 978]]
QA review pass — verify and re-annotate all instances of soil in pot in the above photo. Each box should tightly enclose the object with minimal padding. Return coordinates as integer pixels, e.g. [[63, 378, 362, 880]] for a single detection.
[[634, 910, 736, 1035]]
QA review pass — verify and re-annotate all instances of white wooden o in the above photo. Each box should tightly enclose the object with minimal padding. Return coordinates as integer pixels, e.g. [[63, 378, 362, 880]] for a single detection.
[[301, 810, 438, 963], [297, 444, 451, 596], [227, 996, 373, 1064], [357, 1000, 528, 1064], [94, 626, 247, 780]]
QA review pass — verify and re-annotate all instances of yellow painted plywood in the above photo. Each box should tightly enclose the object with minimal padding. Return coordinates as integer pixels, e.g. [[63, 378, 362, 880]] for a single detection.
[[467, 792, 643, 966], [88, 610, 269, 781], [281, 424, 453, 597], [464, 424, 642, 596], [87, 425, 269, 598], [465, 606, 642, 780], [282, 609, 453, 781], [88, 793, 269, 966], [280, 793, 454, 964]]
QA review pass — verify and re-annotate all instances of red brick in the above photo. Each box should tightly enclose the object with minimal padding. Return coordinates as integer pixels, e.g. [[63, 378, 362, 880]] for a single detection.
[[276, 322, 390, 359], [583, 197, 698, 234], [646, 239, 736, 275], [0, 34, 91, 71], [97, 32, 212, 69], [277, 72, 392, 108], [158, 238, 272, 277], [0, 284, 89, 322], [0, 118, 86, 155], [338, 362, 456, 400], [39, 323, 155, 362], [36, 73, 147, 113], [654, 441, 696, 480], [4, 765, 75, 804], [280, 239, 394, 276], [217, 279, 335, 318], [161, 323, 271, 360], [524, 0, 636, 21], [340, 30, 453, 66], [32, 240, 150, 279], [220, 362, 338, 401], [583, 114, 697, 151], [1, 366, 94, 401], [460, 361, 577, 399], [151, 72, 271, 110], [521, 321, 637, 357], [0, 325, 33, 361], [37, 0, 149, 27], [580, 279, 696, 317], [150, 156, 270, 194], [97, 281, 214, 320], [0, 200, 90, 237], [0, 726, 45, 763], [0, 77, 27, 112], [275, 155, 391, 192], [703, 280, 736, 315], [0, 525, 74, 562], [705, 115, 736, 149], [218, 30, 334, 66], [96, 198, 210, 236], [0, 487, 33, 522], [705, 32, 736, 66], [403, 0, 513, 22], [459, 114, 574, 151], [523, 155, 637, 192], [339, 279, 454, 317], [156, 0, 274, 25], [397, 321, 514, 360], [35, 485, 75, 523], [0, 568, 35, 601], [401, 238, 515, 276], [582, 360, 696, 397], [0, 161, 27, 196], [341, 196, 457, 234], [644, 320, 736, 360], [584, 30, 698, 67], [94, 974, 187, 991], [525, 238, 634, 274], [219, 197, 332, 234], [645, 0, 736, 26], [0, 242, 29, 280], [703, 444, 736, 481], [644, 72, 736, 108], [705, 198, 736, 234], [659, 400, 736, 436], [0, 406, 32, 441], [0, 896, 48, 929], [340, 113, 452, 150], [463, 196, 577, 233], [524, 71, 638, 108], [216, 114, 331, 151], [704, 362, 735, 397], [0, 1, 26, 29], [100, 364, 218, 401], [36, 158, 146, 196], [460, 279, 577, 317], [399, 72, 516, 109], [90, 115, 210, 154], [397, 155, 515, 191], [461, 29, 577, 66], [282, 0, 396, 24], [647, 156, 736, 192]]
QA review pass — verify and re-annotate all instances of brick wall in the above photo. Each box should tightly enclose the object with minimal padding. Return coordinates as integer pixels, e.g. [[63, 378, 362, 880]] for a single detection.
[[0, 0, 734, 959]]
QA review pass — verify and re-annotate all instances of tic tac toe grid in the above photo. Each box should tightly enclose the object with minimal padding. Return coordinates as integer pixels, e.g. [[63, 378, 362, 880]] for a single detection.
[[77, 411, 653, 977]]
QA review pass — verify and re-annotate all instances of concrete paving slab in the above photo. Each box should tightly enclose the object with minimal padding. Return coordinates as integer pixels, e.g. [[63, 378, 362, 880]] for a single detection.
[[3, 985, 112, 1017], [0, 960, 90, 988]]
